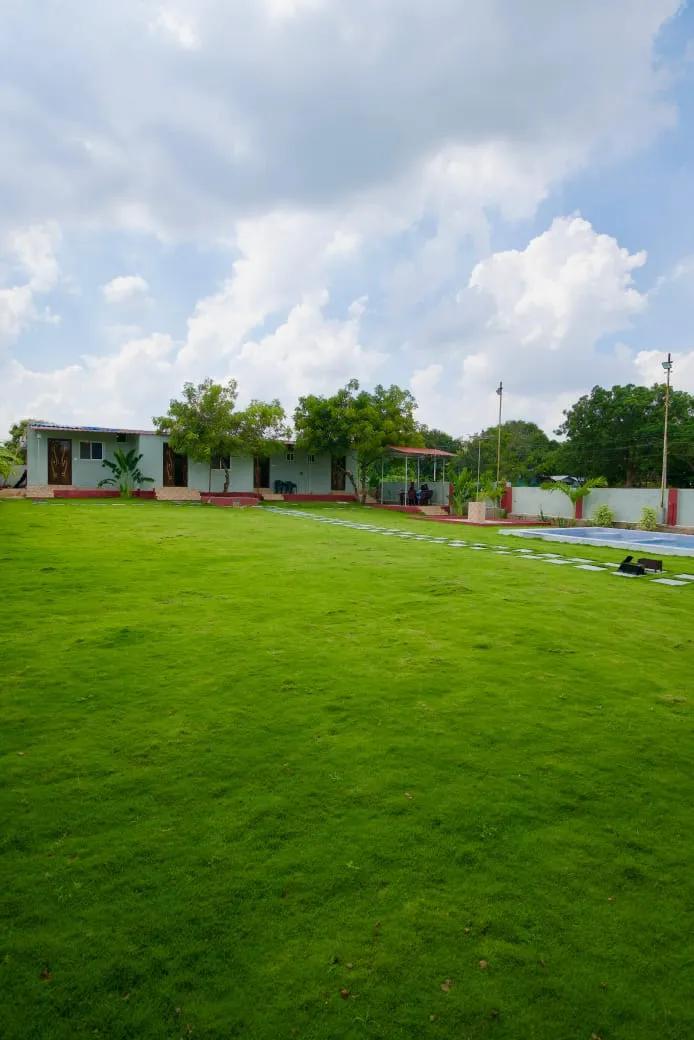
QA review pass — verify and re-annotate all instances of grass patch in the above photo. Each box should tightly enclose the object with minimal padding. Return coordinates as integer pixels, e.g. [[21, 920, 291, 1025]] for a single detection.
[[1, 500, 693, 1039]]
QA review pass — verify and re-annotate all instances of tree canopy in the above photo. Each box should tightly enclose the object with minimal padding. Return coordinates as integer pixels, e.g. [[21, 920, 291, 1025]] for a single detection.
[[555, 383, 694, 487], [457, 420, 559, 484], [3, 419, 29, 463], [154, 379, 288, 491], [294, 380, 422, 501], [418, 425, 460, 455]]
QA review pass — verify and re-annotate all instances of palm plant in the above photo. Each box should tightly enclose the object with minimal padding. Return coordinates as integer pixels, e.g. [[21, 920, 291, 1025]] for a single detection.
[[98, 449, 154, 497], [541, 475, 607, 518], [449, 466, 477, 515], [477, 474, 507, 505]]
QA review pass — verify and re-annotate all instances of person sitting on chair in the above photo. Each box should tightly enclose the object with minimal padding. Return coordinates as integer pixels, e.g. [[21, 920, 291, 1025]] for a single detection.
[[407, 481, 418, 505], [419, 483, 432, 505]]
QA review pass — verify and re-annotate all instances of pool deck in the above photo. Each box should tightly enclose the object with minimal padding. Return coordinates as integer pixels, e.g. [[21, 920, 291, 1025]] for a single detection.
[[501, 526, 694, 557]]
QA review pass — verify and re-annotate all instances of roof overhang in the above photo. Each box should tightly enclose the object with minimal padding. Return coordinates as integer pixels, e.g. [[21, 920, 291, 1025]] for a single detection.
[[386, 445, 455, 459]]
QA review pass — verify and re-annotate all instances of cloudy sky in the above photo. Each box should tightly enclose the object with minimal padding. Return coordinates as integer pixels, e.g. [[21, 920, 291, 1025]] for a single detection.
[[2, 0, 694, 438]]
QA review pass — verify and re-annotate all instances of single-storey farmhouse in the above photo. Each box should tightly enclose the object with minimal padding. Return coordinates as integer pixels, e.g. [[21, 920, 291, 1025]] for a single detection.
[[26, 422, 358, 498]]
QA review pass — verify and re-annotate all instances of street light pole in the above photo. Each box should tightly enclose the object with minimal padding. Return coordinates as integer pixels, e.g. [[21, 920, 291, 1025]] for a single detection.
[[660, 353, 673, 520], [495, 381, 503, 484]]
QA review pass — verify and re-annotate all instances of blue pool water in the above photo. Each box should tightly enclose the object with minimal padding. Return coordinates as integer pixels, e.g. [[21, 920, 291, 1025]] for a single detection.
[[502, 526, 694, 557]]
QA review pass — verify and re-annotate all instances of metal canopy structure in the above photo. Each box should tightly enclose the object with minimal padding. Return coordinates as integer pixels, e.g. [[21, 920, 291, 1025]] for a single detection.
[[381, 445, 456, 505]]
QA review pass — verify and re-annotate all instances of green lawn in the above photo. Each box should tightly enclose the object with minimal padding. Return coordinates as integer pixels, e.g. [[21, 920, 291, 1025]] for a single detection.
[[1, 500, 693, 1040]]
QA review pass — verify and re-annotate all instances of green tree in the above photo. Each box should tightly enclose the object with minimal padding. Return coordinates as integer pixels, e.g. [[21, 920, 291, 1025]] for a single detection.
[[457, 420, 559, 484], [98, 449, 154, 497], [154, 380, 288, 492], [556, 384, 694, 487], [418, 426, 460, 455], [3, 419, 29, 463], [0, 445, 22, 483], [294, 380, 422, 503]]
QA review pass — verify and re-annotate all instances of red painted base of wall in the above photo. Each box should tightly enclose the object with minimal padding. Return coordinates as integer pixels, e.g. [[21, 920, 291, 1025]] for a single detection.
[[52, 488, 156, 499], [283, 493, 356, 502], [203, 490, 258, 497], [53, 489, 120, 498], [369, 504, 423, 514]]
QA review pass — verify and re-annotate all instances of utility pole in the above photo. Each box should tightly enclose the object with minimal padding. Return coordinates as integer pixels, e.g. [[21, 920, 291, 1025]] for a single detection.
[[495, 381, 503, 484], [476, 438, 481, 498], [660, 353, 673, 520]]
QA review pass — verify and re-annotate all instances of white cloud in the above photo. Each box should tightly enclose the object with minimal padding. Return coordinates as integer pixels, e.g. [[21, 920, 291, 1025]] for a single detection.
[[237, 291, 383, 400], [150, 8, 200, 50], [469, 215, 647, 350], [634, 349, 694, 393], [0, 224, 61, 346], [0, 1, 679, 238], [2, 333, 178, 432], [7, 223, 61, 291], [102, 275, 150, 305]]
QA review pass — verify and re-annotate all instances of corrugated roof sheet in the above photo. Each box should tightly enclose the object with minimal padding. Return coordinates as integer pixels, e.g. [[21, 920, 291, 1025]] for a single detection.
[[387, 445, 456, 458], [29, 421, 157, 436]]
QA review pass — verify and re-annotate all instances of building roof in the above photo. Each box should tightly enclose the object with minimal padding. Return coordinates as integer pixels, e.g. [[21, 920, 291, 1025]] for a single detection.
[[29, 421, 157, 436], [387, 445, 456, 458]]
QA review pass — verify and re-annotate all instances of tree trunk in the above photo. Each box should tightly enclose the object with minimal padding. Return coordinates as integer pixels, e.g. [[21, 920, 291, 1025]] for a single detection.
[[223, 467, 230, 493], [345, 469, 359, 500], [208, 463, 212, 493]]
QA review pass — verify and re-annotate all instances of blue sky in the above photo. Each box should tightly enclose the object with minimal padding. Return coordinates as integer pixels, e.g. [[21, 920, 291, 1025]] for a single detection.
[[2, 0, 694, 438]]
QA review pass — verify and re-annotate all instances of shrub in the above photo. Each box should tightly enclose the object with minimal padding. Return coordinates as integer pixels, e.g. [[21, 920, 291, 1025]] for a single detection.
[[592, 504, 614, 527], [640, 506, 659, 531]]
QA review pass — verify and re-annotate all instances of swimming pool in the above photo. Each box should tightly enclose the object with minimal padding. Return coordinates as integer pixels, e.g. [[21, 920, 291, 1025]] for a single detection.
[[501, 526, 694, 557]]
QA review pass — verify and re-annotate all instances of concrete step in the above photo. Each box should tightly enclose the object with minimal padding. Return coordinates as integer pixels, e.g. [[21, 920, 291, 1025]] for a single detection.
[[419, 505, 447, 516], [155, 487, 201, 501], [26, 484, 57, 498]]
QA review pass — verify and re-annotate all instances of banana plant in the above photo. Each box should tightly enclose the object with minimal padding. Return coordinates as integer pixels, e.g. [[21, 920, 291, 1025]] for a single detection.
[[98, 449, 154, 497]]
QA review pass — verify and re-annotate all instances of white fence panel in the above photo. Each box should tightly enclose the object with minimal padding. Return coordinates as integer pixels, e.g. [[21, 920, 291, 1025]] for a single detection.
[[511, 487, 573, 519], [587, 488, 661, 523], [678, 490, 694, 527]]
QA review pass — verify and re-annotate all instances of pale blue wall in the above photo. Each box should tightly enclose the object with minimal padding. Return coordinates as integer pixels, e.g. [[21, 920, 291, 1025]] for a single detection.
[[27, 427, 357, 494], [136, 434, 164, 486], [27, 429, 42, 484], [187, 455, 255, 492], [27, 428, 142, 487], [266, 450, 358, 493]]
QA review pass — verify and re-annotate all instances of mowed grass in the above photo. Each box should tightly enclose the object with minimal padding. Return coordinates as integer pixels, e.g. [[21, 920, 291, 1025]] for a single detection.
[[1, 500, 693, 1040]]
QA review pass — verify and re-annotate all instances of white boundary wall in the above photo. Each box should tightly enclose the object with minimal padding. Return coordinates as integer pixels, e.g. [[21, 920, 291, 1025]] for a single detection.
[[512, 487, 573, 519], [511, 486, 678, 524], [679, 490, 694, 527], [587, 488, 660, 523]]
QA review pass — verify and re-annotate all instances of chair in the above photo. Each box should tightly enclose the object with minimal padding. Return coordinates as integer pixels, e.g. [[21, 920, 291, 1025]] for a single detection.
[[419, 489, 433, 506], [637, 557, 663, 573], [618, 555, 645, 576]]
